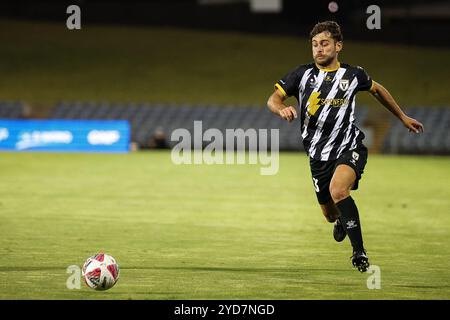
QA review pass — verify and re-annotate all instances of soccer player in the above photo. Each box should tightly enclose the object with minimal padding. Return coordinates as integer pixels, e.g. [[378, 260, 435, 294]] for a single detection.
[[267, 21, 424, 272]]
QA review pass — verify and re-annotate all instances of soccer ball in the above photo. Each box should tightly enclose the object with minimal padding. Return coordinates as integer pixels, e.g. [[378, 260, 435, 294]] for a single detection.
[[82, 253, 120, 291]]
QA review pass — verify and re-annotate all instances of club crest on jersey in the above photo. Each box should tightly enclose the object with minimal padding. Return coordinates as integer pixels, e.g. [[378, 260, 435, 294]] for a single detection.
[[339, 79, 349, 91]]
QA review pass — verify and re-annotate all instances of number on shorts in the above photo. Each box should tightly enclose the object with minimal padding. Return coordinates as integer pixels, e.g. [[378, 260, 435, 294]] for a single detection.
[[312, 178, 320, 192]]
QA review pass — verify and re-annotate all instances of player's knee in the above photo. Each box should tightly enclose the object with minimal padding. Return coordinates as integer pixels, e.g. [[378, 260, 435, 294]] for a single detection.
[[330, 186, 350, 203]]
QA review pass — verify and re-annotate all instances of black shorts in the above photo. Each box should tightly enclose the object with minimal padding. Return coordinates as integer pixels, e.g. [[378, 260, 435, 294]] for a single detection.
[[309, 144, 368, 205]]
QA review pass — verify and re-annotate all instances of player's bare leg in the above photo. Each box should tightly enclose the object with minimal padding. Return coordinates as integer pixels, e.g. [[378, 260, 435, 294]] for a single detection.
[[320, 199, 347, 242], [330, 164, 356, 203], [320, 200, 340, 223], [330, 164, 369, 272]]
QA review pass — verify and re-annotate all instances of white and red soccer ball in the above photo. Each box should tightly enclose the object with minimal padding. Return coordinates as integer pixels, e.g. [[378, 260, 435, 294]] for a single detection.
[[82, 253, 120, 291]]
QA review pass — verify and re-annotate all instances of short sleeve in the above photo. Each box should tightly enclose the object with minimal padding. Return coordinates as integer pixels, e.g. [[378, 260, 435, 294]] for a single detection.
[[275, 65, 305, 97], [355, 66, 374, 91]]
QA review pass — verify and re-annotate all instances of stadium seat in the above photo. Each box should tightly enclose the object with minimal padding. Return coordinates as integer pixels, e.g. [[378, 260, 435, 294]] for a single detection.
[[45, 102, 449, 154], [0, 101, 27, 119], [383, 107, 450, 155]]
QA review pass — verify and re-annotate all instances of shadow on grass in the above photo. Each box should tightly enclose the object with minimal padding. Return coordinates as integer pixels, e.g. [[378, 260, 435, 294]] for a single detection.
[[0, 266, 71, 272], [392, 284, 450, 289], [0, 266, 348, 273], [121, 266, 350, 273], [67, 290, 186, 296]]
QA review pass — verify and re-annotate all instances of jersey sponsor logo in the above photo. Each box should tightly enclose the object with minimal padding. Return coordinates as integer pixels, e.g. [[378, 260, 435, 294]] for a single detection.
[[306, 92, 321, 116], [319, 98, 349, 107], [306, 91, 350, 116], [339, 79, 349, 91]]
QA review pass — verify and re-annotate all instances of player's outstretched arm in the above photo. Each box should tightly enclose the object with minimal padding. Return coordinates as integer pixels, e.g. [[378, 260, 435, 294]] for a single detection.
[[369, 81, 424, 133], [267, 89, 298, 122]]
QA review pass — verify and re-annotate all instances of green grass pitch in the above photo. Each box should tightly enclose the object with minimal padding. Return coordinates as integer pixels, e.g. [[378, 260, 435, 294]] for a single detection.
[[0, 151, 449, 299]]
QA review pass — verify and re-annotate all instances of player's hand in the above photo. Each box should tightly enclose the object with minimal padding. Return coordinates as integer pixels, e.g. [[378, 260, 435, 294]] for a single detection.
[[402, 115, 424, 134], [279, 106, 298, 122]]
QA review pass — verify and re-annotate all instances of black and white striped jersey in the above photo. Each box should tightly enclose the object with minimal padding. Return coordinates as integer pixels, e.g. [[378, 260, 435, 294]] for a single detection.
[[275, 62, 373, 161]]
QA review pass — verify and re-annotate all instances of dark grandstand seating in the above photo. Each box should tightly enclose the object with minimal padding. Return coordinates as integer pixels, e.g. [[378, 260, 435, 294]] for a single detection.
[[49, 102, 371, 151], [0, 101, 27, 119], [383, 107, 450, 155]]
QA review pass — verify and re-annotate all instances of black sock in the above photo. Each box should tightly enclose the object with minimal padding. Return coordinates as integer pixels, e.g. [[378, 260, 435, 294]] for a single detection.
[[336, 196, 364, 252]]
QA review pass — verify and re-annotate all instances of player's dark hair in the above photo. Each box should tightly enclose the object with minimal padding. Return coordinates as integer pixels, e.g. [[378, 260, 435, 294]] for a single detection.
[[310, 21, 343, 43]]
